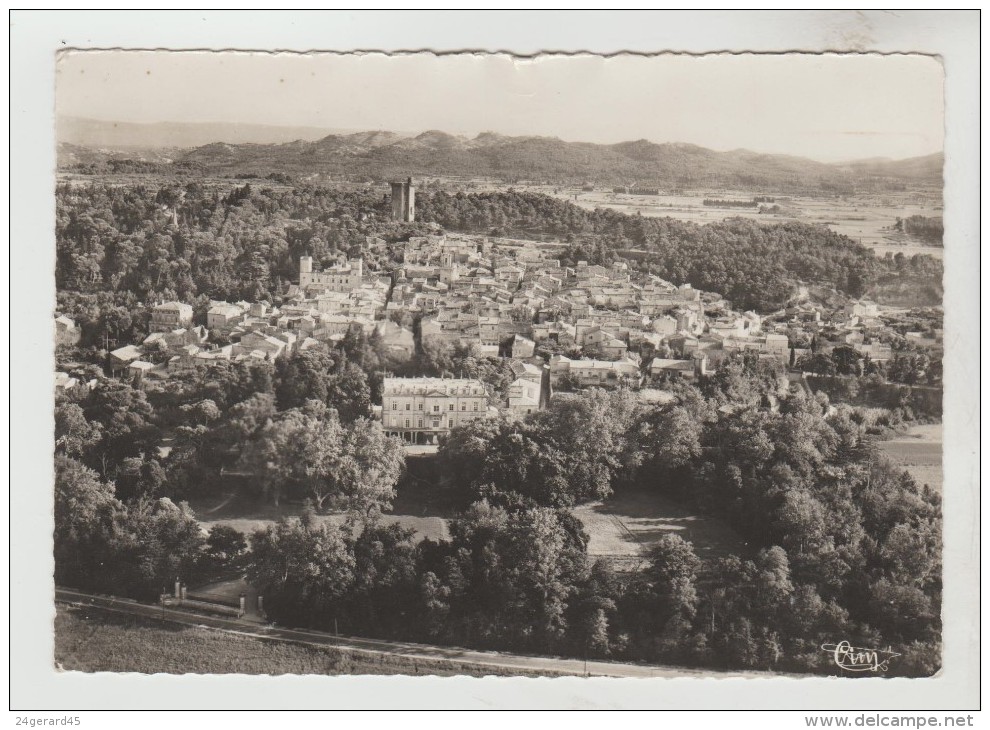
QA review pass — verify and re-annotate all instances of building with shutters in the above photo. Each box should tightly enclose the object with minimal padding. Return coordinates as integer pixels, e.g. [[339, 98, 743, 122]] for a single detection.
[[381, 377, 491, 444]]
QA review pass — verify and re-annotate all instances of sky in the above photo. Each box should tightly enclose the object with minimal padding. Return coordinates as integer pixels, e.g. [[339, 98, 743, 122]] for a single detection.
[[55, 51, 944, 162]]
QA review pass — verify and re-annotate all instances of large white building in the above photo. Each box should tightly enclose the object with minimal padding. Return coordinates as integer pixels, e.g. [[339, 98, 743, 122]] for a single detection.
[[299, 256, 364, 292], [381, 377, 492, 444]]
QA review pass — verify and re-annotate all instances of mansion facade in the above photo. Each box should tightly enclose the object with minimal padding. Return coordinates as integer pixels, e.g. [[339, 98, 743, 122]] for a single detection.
[[381, 377, 492, 444]]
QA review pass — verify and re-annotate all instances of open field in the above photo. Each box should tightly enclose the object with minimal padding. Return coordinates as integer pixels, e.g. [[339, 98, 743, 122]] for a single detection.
[[878, 422, 944, 492], [574, 488, 748, 570], [54, 603, 554, 677], [515, 185, 944, 260]]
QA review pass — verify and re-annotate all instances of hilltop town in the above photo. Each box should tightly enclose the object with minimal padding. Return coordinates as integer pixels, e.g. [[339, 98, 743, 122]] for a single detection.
[[57, 179, 941, 447]]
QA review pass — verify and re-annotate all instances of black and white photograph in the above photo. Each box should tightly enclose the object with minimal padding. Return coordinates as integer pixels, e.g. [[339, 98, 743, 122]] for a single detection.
[[10, 9, 980, 717]]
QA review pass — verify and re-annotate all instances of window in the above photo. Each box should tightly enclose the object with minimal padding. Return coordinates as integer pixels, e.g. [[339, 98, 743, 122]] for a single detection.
[[405, 419, 410, 428], [433, 405, 440, 412], [473, 402, 479, 411], [449, 420, 454, 428], [391, 402, 397, 410], [461, 403, 466, 411], [418, 403, 423, 410], [449, 404, 454, 411], [418, 419, 423, 428], [405, 403, 410, 411]]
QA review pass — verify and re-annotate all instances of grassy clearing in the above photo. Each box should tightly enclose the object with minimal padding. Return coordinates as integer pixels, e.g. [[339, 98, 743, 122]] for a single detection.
[[574, 488, 748, 569], [190, 490, 450, 544], [878, 445, 943, 492], [192, 459, 748, 571], [876, 423, 943, 492], [891, 423, 943, 443], [190, 455, 460, 544], [54, 604, 554, 677], [198, 513, 450, 544]]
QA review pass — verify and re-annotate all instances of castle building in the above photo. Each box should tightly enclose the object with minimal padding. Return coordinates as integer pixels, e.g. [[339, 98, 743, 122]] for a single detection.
[[381, 376, 490, 444], [299, 256, 364, 293], [390, 177, 415, 222]]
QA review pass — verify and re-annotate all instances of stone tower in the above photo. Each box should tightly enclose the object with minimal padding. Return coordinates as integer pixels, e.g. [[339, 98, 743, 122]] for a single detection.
[[299, 255, 314, 286], [390, 177, 415, 222]]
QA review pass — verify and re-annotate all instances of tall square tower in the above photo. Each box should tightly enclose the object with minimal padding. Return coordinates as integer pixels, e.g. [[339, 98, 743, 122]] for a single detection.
[[390, 177, 415, 222]]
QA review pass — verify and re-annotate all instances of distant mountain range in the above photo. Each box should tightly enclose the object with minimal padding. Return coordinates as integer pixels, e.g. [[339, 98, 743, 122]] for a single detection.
[[57, 116, 355, 149], [57, 117, 944, 190], [836, 153, 945, 179]]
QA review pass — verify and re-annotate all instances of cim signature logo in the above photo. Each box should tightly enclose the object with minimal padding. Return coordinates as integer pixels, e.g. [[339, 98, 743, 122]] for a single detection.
[[821, 641, 901, 673]]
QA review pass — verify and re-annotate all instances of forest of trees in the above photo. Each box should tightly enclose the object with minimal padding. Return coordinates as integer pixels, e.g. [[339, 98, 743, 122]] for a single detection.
[[53, 330, 413, 605], [54, 345, 941, 676], [55, 182, 422, 301], [427, 359, 941, 674], [244, 361, 941, 675], [895, 215, 943, 246], [796, 344, 942, 388]]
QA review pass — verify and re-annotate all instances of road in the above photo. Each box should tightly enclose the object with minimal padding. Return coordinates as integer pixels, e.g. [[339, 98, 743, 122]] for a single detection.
[[55, 588, 777, 679]]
